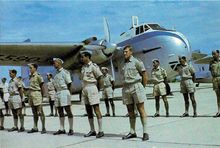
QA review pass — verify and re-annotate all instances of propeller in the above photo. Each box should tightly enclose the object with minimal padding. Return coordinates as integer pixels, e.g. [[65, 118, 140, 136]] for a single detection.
[[103, 17, 115, 80]]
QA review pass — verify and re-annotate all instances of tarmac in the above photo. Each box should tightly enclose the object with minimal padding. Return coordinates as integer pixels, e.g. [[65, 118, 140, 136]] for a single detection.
[[0, 82, 219, 148]]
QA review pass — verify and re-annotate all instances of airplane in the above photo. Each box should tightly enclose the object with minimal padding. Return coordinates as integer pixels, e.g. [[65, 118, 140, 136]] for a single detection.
[[0, 16, 192, 93]]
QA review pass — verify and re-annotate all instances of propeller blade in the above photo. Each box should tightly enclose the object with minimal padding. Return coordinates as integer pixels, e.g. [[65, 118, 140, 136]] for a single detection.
[[103, 17, 110, 42], [110, 58, 115, 80]]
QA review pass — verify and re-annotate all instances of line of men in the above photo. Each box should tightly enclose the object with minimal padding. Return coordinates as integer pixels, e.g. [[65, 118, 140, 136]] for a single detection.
[[0, 46, 219, 141]]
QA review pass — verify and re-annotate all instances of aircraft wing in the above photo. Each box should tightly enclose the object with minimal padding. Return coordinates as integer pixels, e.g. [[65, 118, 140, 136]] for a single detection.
[[194, 55, 212, 64], [191, 51, 208, 61], [0, 42, 83, 66]]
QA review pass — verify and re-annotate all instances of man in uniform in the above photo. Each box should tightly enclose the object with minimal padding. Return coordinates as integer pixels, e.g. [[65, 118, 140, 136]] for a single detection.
[[27, 63, 46, 134], [46, 73, 58, 117], [121, 45, 149, 141], [209, 50, 220, 117], [0, 83, 5, 130], [151, 59, 169, 117], [1, 78, 11, 116], [101, 67, 115, 117], [80, 50, 104, 138], [8, 69, 25, 132], [52, 58, 74, 135], [17, 76, 27, 116], [176, 56, 197, 117]]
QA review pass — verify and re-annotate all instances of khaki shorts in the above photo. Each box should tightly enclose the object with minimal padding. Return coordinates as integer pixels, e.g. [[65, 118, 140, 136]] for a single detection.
[[3, 92, 10, 102], [153, 82, 166, 96], [122, 82, 146, 105], [102, 87, 113, 99], [180, 79, 195, 94], [82, 84, 100, 105], [48, 90, 56, 101], [29, 91, 42, 106], [55, 90, 71, 107], [212, 77, 220, 91], [8, 95, 22, 109], [0, 99, 5, 109]]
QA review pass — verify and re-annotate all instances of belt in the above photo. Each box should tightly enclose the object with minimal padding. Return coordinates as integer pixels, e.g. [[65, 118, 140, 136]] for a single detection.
[[124, 80, 141, 85]]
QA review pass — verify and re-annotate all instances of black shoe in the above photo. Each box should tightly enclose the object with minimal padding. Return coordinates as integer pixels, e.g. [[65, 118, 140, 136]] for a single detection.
[[142, 133, 149, 141], [84, 131, 96, 137], [122, 133, 137, 140], [41, 128, 47, 134], [54, 113, 58, 117], [8, 127, 18, 132], [154, 113, 160, 117], [96, 131, 104, 138], [53, 130, 66, 135], [113, 113, 116, 117], [68, 129, 74, 136], [213, 112, 220, 118], [18, 127, 25, 132], [28, 128, 38, 133], [23, 114, 26, 116], [181, 113, 189, 117], [0, 126, 4, 130], [166, 113, 169, 117], [193, 113, 197, 118], [105, 113, 110, 117]]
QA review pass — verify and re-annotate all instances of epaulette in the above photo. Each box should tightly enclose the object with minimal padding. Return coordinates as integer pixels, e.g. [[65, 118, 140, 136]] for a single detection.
[[92, 63, 99, 67]]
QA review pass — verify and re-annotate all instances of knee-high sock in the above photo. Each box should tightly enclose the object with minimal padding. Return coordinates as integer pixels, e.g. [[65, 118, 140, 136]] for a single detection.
[[89, 118, 95, 132], [0, 117, 4, 127], [14, 118, 18, 128], [60, 117, 65, 130], [40, 114, 46, 129], [34, 115, 38, 129], [129, 117, 136, 134], [68, 117, 73, 130], [19, 115, 24, 128], [140, 117, 147, 133], [97, 118, 103, 132]]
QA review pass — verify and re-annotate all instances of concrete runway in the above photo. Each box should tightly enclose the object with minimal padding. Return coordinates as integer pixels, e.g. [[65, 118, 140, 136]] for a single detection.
[[0, 82, 219, 148]]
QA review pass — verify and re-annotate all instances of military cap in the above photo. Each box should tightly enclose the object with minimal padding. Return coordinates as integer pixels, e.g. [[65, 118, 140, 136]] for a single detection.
[[53, 58, 64, 64]]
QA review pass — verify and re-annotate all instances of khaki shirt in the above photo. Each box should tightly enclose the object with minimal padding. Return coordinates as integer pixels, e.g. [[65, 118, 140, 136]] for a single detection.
[[178, 63, 195, 80], [103, 73, 114, 87], [8, 77, 22, 95], [122, 56, 145, 84], [151, 66, 167, 83], [81, 61, 103, 84], [29, 72, 44, 91], [209, 58, 220, 78], [47, 79, 56, 92], [2, 83, 9, 93], [53, 67, 72, 91]]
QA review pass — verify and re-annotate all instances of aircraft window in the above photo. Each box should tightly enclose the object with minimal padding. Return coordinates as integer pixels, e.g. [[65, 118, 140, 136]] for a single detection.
[[144, 25, 149, 31], [136, 27, 139, 35], [148, 24, 167, 31], [140, 25, 144, 34]]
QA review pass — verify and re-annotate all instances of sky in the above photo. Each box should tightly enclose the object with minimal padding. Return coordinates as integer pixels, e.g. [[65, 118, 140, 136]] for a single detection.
[[0, 0, 220, 80]]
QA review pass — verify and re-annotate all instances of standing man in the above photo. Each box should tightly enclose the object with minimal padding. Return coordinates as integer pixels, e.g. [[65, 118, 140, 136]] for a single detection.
[[101, 67, 115, 117], [121, 45, 149, 141], [46, 73, 58, 117], [177, 56, 197, 117], [151, 59, 169, 117], [52, 58, 74, 135], [17, 76, 27, 116], [80, 50, 104, 138], [27, 63, 46, 134], [8, 69, 25, 132], [0, 83, 5, 130], [1, 78, 11, 116], [209, 50, 220, 117]]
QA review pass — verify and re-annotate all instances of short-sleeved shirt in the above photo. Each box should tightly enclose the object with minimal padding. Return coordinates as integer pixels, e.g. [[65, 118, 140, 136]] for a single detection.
[[103, 73, 114, 87], [178, 63, 195, 80], [151, 66, 167, 83], [2, 83, 9, 93], [47, 79, 56, 92], [8, 77, 22, 95], [209, 58, 220, 78], [53, 67, 72, 91], [122, 56, 145, 84], [81, 61, 103, 85], [29, 72, 44, 91]]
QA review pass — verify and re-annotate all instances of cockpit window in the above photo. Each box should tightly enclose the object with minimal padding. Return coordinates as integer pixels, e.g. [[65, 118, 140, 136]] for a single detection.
[[148, 24, 167, 31]]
